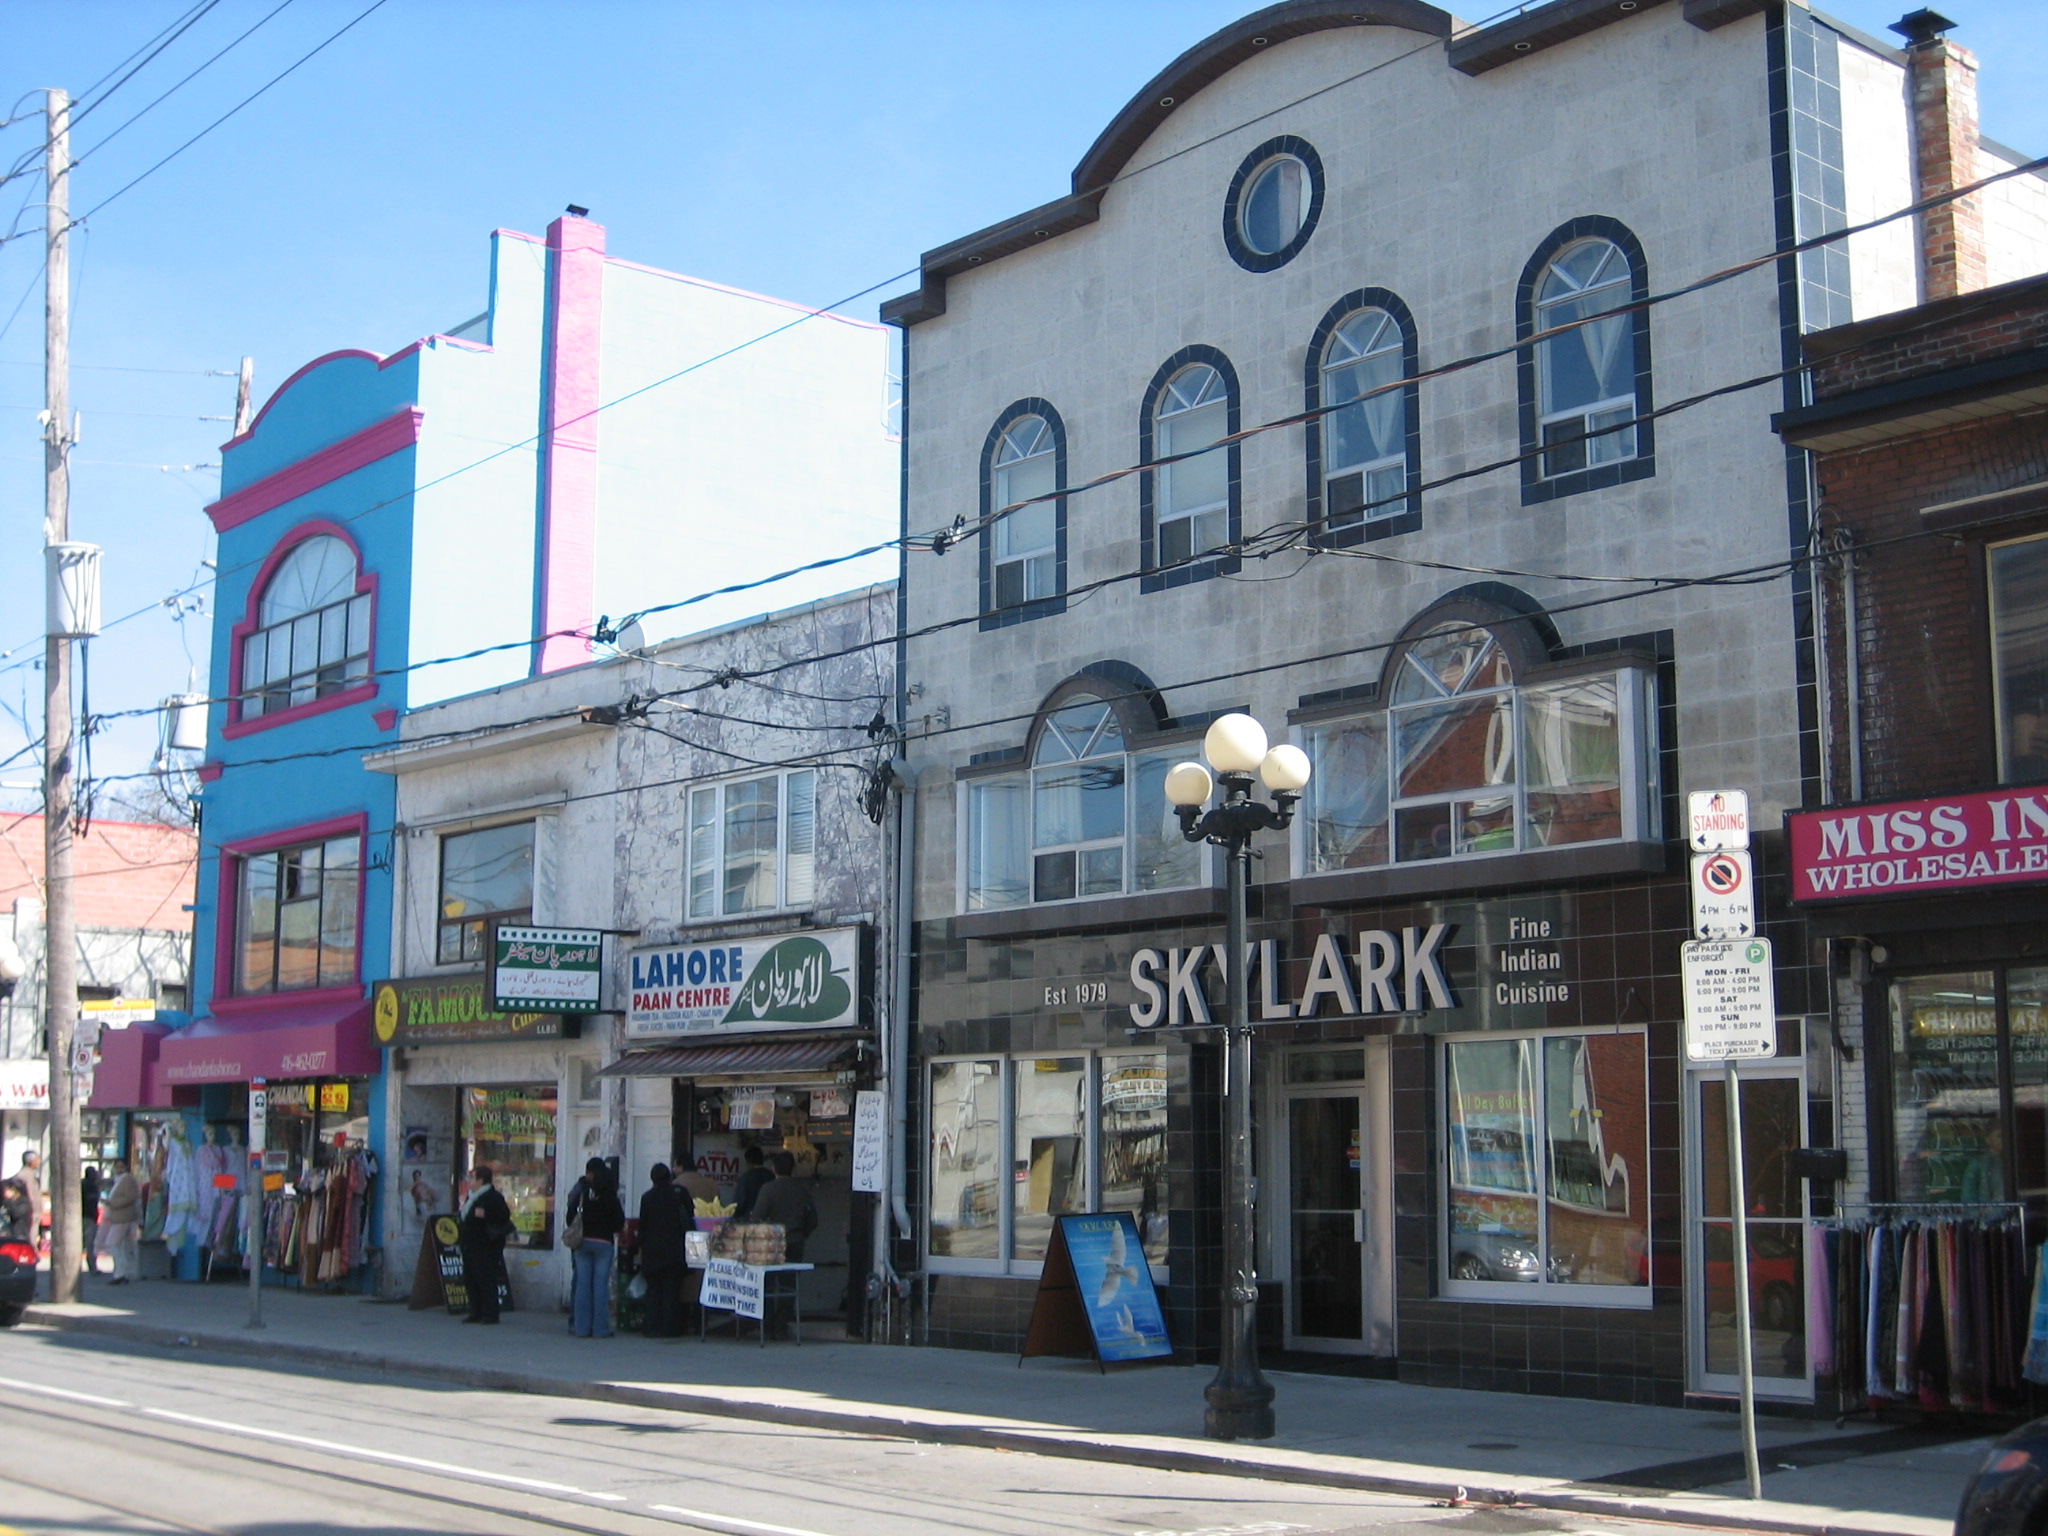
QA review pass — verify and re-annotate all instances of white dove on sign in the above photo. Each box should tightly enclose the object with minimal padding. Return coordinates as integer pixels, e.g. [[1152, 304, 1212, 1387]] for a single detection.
[[1096, 1221, 1142, 1307]]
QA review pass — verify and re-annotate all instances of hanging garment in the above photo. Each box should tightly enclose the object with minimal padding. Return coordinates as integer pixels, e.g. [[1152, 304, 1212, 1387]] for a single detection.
[[1807, 1224, 1835, 1379]]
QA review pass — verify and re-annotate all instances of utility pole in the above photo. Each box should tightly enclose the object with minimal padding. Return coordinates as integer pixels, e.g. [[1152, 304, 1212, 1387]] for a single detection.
[[41, 87, 80, 1306]]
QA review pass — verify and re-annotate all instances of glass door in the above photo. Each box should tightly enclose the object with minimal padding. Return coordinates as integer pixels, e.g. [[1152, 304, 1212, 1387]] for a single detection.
[[1286, 1090, 1366, 1348], [1691, 1061, 1812, 1399]]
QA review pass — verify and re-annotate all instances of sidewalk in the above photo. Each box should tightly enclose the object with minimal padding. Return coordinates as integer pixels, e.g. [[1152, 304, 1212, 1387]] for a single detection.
[[16, 1278, 1986, 1536]]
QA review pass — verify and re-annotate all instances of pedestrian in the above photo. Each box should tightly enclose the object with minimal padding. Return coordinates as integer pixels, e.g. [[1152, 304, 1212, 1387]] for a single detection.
[[636, 1163, 687, 1339], [750, 1152, 817, 1340], [0, 1178, 30, 1241], [80, 1166, 101, 1274], [98, 1159, 140, 1284], [457, 1165, 513, 1325], [748, 1151, 818, 1259], [17, 1151, 45, 1252], [733, 1143, 772, 1219], [564, 1158, 623, 1339]]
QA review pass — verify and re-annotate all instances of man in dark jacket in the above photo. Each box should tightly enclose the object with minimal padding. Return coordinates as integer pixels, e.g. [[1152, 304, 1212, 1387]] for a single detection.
[[733, 1144, 772, 1222], [749, 1151, 817, 1261], [636, 1164, 688, 1338], [458, 1165, 513, 1324]]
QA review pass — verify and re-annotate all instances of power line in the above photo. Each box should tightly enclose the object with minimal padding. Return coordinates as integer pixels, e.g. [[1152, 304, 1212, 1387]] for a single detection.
[[73, 0, 392, 225], [67, 0, 224, 131], [75, 0, 301, 165]]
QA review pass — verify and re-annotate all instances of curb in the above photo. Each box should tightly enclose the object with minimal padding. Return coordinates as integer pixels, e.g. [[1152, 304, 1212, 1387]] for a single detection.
[[21, 1307, 1937, 1536]]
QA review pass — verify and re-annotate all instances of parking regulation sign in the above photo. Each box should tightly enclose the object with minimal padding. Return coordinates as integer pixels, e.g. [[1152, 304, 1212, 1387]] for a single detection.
[[1689, 848, 1756, 938], [1681, 937, 1778, 1061]]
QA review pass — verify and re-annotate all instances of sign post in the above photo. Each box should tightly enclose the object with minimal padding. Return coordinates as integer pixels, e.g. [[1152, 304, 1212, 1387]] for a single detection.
[[1683, 927, 1775, 1499], [246, 1078, 267, 1329]]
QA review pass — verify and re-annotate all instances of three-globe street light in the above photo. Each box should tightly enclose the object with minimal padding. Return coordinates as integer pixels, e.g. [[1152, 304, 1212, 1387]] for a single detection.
[[1165, 713, 1311, 1442]]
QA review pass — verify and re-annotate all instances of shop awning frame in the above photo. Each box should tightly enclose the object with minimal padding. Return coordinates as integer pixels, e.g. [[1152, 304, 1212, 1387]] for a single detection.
[[596, 1035, 864, 1082]]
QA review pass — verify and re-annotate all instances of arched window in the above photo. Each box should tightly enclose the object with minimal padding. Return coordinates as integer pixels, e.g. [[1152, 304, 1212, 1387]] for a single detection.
[[1517, 220, 1653, 502], [240, 533, 371, 721], [980, 402, 1067, 624], [1142, 349, 1240, 589], [962, 679, 1201, 910], [1300, 609, 1659, 874], [1309, 292, 1419, 543]]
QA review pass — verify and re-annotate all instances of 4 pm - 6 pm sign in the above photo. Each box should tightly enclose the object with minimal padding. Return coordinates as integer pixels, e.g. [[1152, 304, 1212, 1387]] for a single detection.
[[492, 927, 604, 1013], [627, 926, 861, 1039]]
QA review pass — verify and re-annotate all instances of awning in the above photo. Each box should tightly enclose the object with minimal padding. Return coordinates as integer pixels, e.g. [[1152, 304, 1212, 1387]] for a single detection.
[[597, 1036, 861, 1081], [156, 998, 380, 1086], [88, 1022, 173, 1110]]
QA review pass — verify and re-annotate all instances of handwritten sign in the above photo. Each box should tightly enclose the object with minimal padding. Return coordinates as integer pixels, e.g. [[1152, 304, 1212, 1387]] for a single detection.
[[701, 1257, 765, 1319], [851, 1090, 885, 1193]]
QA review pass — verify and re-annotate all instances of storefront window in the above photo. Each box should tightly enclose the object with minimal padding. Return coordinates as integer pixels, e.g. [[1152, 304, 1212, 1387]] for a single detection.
[[1443, 1029, 1648, 1299], [928, 1050, 1169, 1274], [461, 1085, 557, 1249], [1012, 1057, 1086, 1261], [928, 1059, 1002, 1259], [1099, 1052, 1168, 1268], [1890, 972, 2003, 1202]]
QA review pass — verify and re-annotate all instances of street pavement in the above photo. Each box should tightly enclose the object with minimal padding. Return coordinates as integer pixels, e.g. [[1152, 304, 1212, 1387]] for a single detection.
[[0, 1327, 1723, 1536], [9, 1276, 1991, 1536]]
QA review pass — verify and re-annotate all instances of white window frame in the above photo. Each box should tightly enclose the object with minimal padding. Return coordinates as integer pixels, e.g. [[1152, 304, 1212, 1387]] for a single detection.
[[1155, 365, 1231, 566], [991, 415, 1058, 609], [1322, 308, 1408, 529], [924, 1049, 1169, 1281], [1294, 659, 1659, 878], [686, 767, 817, 921], [1439, 1024, 1654, 1310], [1535, 239, 1638, 480], [956, 723, 1210, 914]]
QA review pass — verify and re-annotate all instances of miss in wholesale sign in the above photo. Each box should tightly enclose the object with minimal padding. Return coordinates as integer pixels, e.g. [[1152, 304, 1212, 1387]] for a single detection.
[[627, 926, 861, 1038]]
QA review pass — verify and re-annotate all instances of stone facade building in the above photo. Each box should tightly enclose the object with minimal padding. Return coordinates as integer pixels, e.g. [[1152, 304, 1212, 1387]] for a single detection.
[[888, 0, 2045, 1411]]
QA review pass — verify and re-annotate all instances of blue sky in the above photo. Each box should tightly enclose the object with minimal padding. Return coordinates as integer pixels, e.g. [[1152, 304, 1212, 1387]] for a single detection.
[[1, 0, 2043, 797]]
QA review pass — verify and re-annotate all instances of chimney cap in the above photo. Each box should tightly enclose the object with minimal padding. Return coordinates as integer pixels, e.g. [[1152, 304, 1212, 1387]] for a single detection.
[[1890, 8, 1957, 45]]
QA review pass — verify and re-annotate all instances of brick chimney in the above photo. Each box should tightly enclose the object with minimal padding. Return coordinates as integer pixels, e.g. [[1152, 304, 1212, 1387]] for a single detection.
[[1892, 8, 1986, 302]]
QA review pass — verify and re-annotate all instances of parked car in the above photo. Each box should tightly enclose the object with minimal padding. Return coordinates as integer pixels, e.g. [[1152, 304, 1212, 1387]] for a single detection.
[[1956, 1416, 2048, 1536]]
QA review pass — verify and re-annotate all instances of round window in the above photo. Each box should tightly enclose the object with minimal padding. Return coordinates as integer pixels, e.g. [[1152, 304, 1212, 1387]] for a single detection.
[[1222, 136, 1324, 273], [1240, 156, 1308, 254]]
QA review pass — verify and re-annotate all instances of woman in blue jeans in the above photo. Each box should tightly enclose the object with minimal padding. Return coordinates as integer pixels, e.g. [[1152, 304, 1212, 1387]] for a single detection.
[[565, 1158, 624, 1338]]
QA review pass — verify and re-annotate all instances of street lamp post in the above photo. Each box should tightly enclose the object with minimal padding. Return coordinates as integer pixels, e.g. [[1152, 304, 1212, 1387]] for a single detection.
[[1165, 713, 1310, 1442]]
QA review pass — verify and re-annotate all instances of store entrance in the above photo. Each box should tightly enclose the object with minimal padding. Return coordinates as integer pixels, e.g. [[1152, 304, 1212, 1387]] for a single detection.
[[1278, 1043, 1393, 1356], [1691, 1056, 1812, 1400]]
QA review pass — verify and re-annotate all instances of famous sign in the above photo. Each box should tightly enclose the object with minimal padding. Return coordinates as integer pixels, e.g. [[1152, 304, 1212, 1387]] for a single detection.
[[627, 926, 861, 1039], [1681, 937, 1778, 1062]]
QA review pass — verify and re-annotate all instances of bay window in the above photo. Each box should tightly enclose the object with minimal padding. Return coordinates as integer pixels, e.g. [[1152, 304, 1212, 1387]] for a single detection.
[[1442, 1027, 1650, 1302], [1301, 624, 1657, 874], [963, 698, 1201, 911], [687, 768, 816, 919]]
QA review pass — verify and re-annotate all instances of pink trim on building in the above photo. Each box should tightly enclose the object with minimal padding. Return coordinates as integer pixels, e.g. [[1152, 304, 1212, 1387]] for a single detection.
[[206, 408, 424, 532], [220, 520, 380, 739], [211, 813, 370, 1009], [534, 214, 605, 674]]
